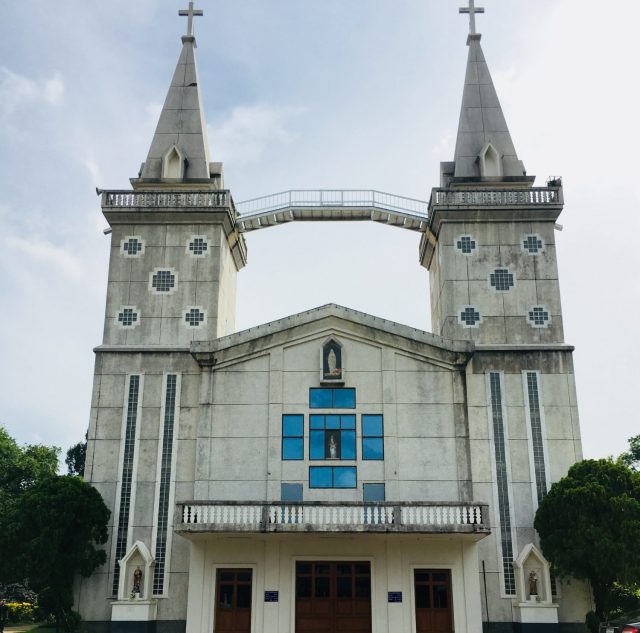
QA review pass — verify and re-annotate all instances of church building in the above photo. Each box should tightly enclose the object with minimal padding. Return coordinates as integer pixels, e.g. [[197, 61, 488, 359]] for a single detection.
[[77, 3, 591, 632]]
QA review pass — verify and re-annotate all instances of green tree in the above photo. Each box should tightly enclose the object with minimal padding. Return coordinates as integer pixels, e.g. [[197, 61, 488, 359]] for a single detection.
[[2, 476, 110, 631], [65, 433, 87, 477], [0, 427, 60, 505], [619, 435, 640, 471], [534, 459, 640, 620]]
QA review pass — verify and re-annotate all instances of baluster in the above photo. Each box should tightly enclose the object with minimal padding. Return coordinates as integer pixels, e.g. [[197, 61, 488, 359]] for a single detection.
[[182, 505, 188, 523]]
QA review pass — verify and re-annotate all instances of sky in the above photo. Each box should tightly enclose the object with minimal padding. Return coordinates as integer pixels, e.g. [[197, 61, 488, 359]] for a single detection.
[[0, 0, 638, 463]]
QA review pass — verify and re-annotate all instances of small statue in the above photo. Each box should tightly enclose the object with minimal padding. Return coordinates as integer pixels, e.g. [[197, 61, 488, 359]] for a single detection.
[[132, 567, 143, 596], [327, 349, 338, 376], [528, 571, 538, 596], [329, 434, 337, 459]]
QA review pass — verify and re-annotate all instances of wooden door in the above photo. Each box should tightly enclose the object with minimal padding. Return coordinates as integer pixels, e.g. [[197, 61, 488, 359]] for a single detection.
[[295, 561, 371, 633], [414, 570, 453, 633], [214, 569, 252, 633]]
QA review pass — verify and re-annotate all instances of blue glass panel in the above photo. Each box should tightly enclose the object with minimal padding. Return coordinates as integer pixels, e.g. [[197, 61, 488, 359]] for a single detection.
[[333, 388, 356, 409], [341, 415, 356, 429], [326, 415, 340, 429], [310, 415, 325, 429], [341, 431, 356, 459], [283, 438, 303, 460], [310, 431, 325, 460], [363, 437, 384, 460], [310, 388, 332, 408], [362, 415, 383, 437], [309, 467, 333, 488], [363, 483, 385, 502], [281, 483, 303, 502], [334, 467, 357, 488], [283, 414, 303, 437]]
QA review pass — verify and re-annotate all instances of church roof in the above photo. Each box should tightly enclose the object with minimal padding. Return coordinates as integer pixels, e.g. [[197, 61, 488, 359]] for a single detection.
[[191, 304, 474, 368], [450, 34, 530, 183], [137, 30, 213, 183]]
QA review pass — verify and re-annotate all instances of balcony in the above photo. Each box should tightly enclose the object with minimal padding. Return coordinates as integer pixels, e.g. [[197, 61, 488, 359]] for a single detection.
[[175, 501, 490, 537]]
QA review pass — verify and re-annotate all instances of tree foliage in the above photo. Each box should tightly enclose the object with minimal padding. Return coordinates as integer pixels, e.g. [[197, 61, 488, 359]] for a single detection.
[[65, 433, 87, 477], [619, 435, 640, 471], [0, 427, 59, 505], [534, 459, 640, 619], [0, 427, 109, 632]]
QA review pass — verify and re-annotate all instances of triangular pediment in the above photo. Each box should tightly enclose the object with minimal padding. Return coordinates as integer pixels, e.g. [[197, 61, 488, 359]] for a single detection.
[[191, 303, 473, 370]]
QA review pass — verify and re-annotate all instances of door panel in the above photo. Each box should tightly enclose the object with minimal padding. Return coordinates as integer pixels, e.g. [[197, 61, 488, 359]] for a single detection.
[[214, 569, 252, 633], [295, 562, 371, 633], [414, 570, 453, 633]]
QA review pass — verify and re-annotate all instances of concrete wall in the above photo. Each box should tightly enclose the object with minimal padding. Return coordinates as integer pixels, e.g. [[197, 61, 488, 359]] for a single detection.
[[429, 220, 564, 345]]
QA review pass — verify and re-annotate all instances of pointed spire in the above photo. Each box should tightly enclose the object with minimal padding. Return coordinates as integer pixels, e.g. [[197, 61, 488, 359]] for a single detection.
[[136, 3, 219, 186], [449, 25, 531, 184]]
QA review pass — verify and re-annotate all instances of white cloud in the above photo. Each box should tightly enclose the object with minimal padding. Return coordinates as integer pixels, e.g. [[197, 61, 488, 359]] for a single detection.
[[0, 67, 64, 116], [3, 234, 85, 280], [209, 104, 304, 164]]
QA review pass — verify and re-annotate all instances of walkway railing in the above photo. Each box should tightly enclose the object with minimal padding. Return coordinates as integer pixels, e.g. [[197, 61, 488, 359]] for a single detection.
[[101, 190, 236, 216], [429, 186, 562, 208], [176, 501, 490, 535], [235, 190, 430, 233]]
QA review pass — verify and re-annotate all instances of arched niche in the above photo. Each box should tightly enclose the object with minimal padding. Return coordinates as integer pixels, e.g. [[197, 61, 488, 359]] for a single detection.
[[117, 540, 155, 601], [513, 543, 553, 604], [478, 141, 502, 178], [162, 145, 187, 179], [320, 336, 344, 384]]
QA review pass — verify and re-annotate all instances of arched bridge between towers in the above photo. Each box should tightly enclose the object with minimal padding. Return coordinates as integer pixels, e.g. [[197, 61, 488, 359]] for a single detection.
[[235, 190, 430, 233]]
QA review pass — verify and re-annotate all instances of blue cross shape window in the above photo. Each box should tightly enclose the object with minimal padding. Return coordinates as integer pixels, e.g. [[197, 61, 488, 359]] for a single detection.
[[123, 238, 143, 256], [456, 235, 476, 254], [152, 270, 176, 293], [189, 237, 208, 255], [523, 235, 543, 254], [118, 308, 138, 327], [460, 307, 481, 327], [528, 306, 550, 327], [185, 308, 205, 327], [490, 268, 514, 292]]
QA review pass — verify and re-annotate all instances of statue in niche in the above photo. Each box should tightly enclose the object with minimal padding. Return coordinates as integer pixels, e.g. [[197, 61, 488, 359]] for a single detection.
[[322, 342, 342, 380], [528, 571, 538, 597], [131, 567, 143, 597], [329, 434, 338, 459]]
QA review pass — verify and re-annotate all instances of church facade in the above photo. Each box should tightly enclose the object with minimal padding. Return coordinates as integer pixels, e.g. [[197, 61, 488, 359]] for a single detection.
[[77, 4, 591, 633]]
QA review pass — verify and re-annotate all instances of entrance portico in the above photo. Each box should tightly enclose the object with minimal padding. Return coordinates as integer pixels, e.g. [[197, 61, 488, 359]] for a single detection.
[[182, 531, 486, 633]]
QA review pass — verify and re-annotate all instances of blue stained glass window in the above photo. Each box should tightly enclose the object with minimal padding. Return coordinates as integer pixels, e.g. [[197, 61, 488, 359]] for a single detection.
[[309, 388, 356, 409], [309, 466, 357, 489], [334, 467, 357, 488], [310, 431, 325, 460], [283, 414, 303, 437], [310, 389, 333, 408], [308, 415, 356, 460], [281, 483, 303, 502], [362, 415, 384, 460], [282, 414, 304, 460], [362, 415, 383, 437], [309, 467, 334, 488], [363, 483, 385, 502], [341, 431, 356, 459]]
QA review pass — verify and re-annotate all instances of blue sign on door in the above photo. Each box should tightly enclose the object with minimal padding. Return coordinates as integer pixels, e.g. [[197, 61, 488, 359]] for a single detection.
[[264, 591, 279, 603], [388, 591, 402, 603]]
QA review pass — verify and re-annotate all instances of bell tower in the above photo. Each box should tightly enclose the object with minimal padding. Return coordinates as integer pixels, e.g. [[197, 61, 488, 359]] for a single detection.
[[420, 3, 564, 345], [100, 2, 246, 347]]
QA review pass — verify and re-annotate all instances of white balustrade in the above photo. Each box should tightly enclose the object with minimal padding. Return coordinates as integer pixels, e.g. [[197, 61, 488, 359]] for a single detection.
[[103, 190, 232, 210], [179, 502, 486, 532], [431, 187, 560, 207]]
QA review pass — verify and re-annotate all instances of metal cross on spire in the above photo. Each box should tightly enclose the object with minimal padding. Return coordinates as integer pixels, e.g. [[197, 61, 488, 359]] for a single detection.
[[179, 1, 204, 37], [459, 0, 485, 36]]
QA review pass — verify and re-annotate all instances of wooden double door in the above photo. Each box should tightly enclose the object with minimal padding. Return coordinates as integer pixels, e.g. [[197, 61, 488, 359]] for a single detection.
[[214, 569, 252, 633], [414, 569, 453, 633], [295, 561, 372, 633]]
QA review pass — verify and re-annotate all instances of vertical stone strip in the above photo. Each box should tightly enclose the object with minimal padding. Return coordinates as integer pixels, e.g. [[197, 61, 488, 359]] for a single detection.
[[113, 375, 141, 595], [153, 374, 179, 595], [489, 372, 516, 596], [525, 372, 548, 504]]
